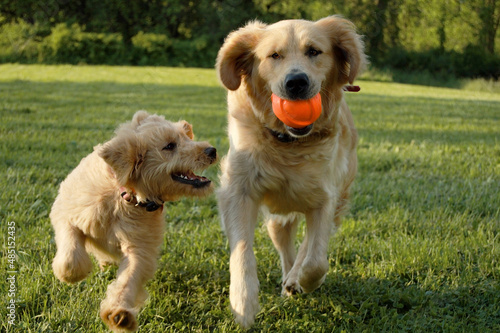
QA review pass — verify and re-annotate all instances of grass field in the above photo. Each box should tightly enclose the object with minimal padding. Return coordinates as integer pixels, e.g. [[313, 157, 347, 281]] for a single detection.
[[1, 64, 499, 332]]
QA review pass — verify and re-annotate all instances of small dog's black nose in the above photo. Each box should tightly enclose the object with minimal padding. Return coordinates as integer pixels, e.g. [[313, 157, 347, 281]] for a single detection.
[[285, 72, 310, 99], [204, 147, 217, 161]]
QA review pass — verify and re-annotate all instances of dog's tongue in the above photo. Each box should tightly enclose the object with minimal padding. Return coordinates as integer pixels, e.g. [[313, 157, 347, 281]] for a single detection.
[[271, 93, 322, 129]]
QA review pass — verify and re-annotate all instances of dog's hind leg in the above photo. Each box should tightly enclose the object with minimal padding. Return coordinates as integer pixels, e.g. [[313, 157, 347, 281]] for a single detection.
[[52, 219, 93, 284], [266, 213, 299, 283]]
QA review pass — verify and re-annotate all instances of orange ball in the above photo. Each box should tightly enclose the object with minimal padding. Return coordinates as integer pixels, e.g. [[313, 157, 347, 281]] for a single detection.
[[271, 93, 322, 128]]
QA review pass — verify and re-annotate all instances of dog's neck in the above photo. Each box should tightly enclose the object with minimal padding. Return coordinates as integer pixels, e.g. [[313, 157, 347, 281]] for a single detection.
[[267, 128, 299, 143], [266, 127, 335, 144], [119, 187, 164, 212], [107, 167, 164, 212]]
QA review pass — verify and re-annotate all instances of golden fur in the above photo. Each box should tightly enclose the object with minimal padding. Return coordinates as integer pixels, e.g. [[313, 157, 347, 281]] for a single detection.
[[50, 111, 217, 332], [216, 16, 367, 328]]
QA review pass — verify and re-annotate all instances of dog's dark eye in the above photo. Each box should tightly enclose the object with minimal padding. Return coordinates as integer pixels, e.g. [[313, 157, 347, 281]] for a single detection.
[[271, 52, 281, 60], [307, 48, 322, 57], [163, 142, 176, 151]]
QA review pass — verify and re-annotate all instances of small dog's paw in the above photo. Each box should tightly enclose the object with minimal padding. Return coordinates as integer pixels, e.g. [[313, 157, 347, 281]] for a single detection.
[[101, 308, 137, 332]]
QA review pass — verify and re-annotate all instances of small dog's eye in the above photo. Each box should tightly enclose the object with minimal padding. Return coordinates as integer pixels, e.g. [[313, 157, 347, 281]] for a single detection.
[[163, 142, 176, 151], [271, 52, 281, 60], [307, 48, 322, 57]]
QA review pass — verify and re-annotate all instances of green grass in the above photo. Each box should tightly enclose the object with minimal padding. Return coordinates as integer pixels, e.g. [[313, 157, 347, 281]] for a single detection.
[[1, 64, 499, 332]]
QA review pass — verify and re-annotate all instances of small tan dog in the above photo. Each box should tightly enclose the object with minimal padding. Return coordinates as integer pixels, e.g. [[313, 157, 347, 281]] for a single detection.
[[216, 16, 367, 328], [50, 111, 217, 332]]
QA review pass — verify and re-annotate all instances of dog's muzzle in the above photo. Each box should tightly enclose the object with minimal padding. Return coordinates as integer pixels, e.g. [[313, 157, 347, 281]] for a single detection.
[[171, 146, 217, 188]]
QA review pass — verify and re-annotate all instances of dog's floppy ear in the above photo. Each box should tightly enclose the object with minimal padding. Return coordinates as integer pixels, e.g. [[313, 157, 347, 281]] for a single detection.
[[99, 133, 145, 186], [315, 15, 367, 84], [216, 21, 267, 91], [178, 120, 194, 140], [98, 110, 150, 184]]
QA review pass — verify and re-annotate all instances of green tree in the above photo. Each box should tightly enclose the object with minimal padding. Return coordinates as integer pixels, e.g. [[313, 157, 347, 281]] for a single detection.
[[476, 0, 500, 54]]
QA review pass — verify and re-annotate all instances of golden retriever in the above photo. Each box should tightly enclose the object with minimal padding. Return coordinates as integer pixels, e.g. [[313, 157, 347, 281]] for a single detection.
[[215, 16, 367, 328]]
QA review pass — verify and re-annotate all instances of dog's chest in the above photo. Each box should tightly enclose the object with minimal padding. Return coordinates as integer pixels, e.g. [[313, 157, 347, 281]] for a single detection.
[[258, 154, 337, 214], [261, 173, 331, 214]]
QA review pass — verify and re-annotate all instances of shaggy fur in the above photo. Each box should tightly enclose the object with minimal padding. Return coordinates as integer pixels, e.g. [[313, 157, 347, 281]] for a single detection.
[[216, 16, 367, 328], [50, 111, 217, 332]]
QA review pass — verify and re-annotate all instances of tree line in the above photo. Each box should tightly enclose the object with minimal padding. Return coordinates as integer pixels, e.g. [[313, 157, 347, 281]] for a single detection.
[[0, 0, 498, 79]]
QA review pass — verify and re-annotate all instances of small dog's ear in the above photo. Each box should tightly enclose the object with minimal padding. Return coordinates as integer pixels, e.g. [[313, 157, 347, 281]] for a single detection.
[[178, 121, 194, 140], [99, 134, 144, 185], [216, 21, 267, 91], [131, 110, 150, 128], [117, 111, 151, 134], [315, 16, 367, 84]]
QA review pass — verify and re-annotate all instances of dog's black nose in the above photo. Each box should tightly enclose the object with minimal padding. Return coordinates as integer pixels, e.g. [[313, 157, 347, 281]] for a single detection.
[[204, 147, 217, 161], [285, 72, 310, 99]]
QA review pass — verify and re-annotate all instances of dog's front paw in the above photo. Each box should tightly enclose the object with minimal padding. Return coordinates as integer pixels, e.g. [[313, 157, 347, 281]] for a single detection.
[[230, 299, 259, 329], [230, 283, 260, 329], [298, 256, 328, 293], [101, 307, 138, 332]]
